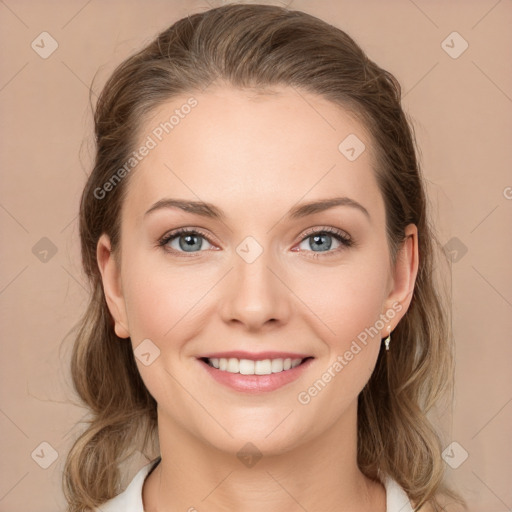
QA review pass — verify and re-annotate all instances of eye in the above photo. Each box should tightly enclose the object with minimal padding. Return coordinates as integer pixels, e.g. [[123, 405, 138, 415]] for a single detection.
[[295, 227, 353, 257], [158, 228, 215, 255]]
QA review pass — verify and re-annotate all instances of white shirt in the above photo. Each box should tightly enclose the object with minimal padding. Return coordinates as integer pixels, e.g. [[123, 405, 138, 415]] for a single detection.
[[95, 457, 414, 512]]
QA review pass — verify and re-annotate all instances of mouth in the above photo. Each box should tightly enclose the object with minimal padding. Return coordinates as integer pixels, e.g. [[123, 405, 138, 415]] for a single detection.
[[196, 353, 315, 393], [199, 356, 314, 375]]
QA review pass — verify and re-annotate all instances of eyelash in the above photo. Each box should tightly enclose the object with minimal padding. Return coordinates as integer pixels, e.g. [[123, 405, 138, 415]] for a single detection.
[[157, 226, 354, 259]]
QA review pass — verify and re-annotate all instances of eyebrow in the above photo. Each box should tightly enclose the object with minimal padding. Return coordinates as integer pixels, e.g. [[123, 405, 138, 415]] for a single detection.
[[144, 196, 370, 221]]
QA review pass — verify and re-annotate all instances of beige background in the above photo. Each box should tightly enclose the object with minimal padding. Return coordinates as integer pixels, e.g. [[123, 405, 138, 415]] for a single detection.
[[1, 1, 511, 511]]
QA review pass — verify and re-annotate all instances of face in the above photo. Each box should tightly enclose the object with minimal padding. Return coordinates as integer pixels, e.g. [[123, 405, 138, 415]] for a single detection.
[[98, 85, 417, 456]]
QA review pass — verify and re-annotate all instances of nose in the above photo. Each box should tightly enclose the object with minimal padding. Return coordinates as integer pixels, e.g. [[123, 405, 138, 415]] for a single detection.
[[218, 247, 292, 332]]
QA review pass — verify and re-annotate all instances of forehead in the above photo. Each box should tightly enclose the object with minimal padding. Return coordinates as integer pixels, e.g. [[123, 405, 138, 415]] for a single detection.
[[123, 85, 383, 222]]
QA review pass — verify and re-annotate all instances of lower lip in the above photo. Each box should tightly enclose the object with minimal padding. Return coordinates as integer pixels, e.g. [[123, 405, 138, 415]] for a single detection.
[[198, 358, 314, 393]]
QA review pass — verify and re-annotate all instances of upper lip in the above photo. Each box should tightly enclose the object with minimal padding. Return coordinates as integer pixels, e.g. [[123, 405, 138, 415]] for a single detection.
[[198, 351, 313, 361]]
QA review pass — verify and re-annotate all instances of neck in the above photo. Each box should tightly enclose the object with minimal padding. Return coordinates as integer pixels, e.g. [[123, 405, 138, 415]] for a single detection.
[[142, 401, 386, 512]]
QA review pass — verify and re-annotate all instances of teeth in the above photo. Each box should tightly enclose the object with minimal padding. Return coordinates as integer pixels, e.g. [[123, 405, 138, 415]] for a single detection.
[[206, 357, 304, 375]]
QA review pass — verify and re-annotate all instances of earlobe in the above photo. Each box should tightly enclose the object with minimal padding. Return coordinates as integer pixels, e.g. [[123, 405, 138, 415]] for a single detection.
[[381, 224, 419, 335], [96, 234, 130, 339]]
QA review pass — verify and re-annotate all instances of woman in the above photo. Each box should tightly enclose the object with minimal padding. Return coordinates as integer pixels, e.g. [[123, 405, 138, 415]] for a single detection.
[[63, 4, 467, 511]]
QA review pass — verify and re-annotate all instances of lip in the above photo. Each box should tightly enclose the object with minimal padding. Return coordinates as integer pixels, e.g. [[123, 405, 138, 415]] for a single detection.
[[197, 356, 314, 394], [198, 351, 312, 360]]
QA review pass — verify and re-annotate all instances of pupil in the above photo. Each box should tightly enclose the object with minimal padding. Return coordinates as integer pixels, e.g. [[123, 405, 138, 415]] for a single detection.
[[180, 234, 201, 251], [312, 234, 331, 252]]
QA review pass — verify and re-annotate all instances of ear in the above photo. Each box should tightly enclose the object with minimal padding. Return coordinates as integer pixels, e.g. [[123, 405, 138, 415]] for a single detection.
[[97, 233, 130, 338], [380, 223, 419, 337]]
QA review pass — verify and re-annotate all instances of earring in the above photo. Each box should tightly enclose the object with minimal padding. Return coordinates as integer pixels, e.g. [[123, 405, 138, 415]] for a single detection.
[[383, 326, 391, 351]]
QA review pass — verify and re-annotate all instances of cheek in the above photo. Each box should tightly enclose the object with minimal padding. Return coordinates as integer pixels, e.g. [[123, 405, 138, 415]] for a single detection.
[[120, 251, 219, 344], [294, 258, 389, 347], [292, 256, 388, 397], [119, 255, 214, 407], [293, 288, 385, 425]]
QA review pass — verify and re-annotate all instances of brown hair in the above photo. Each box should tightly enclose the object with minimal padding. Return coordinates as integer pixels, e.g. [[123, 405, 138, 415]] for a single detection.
[[63, 4, 466, 511]]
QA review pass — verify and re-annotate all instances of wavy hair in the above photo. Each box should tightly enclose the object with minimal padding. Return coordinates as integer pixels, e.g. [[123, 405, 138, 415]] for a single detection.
[[63, 4, 466, 511]]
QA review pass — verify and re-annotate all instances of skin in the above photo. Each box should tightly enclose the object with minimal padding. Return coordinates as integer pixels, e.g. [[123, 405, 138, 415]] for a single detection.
[[97, 85, 419, 512]]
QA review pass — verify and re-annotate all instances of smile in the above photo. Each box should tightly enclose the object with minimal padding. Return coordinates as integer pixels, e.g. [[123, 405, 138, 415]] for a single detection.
[[197, 354, 314, 393]]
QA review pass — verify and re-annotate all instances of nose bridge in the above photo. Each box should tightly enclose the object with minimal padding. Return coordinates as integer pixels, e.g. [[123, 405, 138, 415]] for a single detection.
[[219, 235, 291, 329]]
